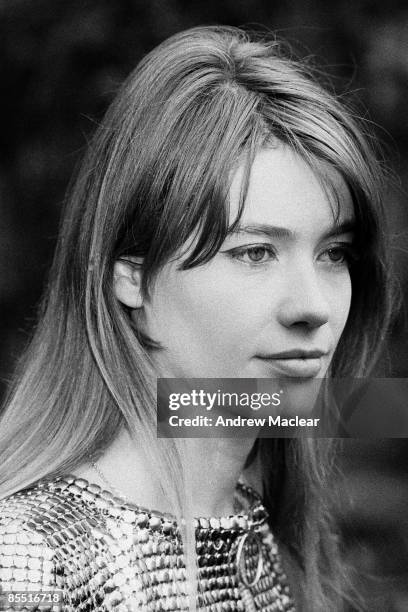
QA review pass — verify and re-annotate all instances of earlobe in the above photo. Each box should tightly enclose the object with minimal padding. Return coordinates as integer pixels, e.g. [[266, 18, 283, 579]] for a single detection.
[[113, 258, 144, 309]]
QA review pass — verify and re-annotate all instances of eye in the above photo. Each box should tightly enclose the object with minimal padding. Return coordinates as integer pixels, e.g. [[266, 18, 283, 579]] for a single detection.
[[226, 244, 276, 264], [319, 244, 357, 266], [327, 248, 347, 263]]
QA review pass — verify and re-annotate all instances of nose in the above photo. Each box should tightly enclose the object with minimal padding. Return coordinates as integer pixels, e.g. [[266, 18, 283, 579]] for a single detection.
[[277, 263, 330, 330]]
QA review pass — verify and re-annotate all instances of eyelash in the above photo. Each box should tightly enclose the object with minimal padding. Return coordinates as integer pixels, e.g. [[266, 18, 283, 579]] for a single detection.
[[225, 243, 358, 267]]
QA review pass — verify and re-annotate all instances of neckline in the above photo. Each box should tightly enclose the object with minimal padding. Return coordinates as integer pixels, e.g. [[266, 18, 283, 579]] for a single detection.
[[43, 474, 268, 531]]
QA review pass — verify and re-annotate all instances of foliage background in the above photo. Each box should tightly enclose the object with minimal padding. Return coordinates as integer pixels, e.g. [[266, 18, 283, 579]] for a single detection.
[[1, 1, 408, 610]]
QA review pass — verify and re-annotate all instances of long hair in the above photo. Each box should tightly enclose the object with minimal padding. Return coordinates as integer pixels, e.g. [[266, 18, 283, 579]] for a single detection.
[[0, 26, 394, 611]]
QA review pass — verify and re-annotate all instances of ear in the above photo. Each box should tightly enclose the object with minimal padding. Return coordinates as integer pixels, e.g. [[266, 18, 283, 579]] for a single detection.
[[113, 257, 144, 309]]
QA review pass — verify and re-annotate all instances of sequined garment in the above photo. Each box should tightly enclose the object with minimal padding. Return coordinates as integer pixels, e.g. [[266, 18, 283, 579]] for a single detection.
[[0, 476, 295, 611]]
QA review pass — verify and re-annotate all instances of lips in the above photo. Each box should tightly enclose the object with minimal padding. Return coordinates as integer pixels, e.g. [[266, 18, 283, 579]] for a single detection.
[[255, 349, 329, 378]]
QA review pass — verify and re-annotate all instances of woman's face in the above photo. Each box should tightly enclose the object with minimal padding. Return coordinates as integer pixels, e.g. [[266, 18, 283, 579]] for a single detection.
[[133, 145, 354, 379]]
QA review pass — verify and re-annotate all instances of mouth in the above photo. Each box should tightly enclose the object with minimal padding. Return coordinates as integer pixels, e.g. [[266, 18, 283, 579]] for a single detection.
[[255, 350, 329, 378]]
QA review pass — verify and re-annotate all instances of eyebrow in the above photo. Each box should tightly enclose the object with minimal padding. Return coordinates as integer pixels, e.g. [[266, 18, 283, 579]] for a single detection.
[[228, 220, 356, 240]]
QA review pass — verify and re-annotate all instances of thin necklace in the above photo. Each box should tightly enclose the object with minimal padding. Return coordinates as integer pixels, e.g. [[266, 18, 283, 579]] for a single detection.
[[88, 456, 131, 504], [88, 456, 252, 515]]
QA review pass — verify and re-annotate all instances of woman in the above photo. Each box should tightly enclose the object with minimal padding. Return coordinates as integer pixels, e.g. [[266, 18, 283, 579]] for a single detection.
[[0, 26, 393, 611]]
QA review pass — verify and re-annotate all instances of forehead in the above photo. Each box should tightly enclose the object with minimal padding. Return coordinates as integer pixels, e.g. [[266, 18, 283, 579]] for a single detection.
[[229, 145, 354, 233]]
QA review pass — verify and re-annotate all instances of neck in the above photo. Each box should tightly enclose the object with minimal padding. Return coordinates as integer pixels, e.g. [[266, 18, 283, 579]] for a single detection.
[[75, 427, 261, 517], [180, 437, 261, 515]]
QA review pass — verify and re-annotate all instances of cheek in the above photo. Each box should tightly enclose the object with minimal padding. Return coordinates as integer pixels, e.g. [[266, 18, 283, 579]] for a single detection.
[[147, 264, 262, 347], [172, 279, 254, 340]]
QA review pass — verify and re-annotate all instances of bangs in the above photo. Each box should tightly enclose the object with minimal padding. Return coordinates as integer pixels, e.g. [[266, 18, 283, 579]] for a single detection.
[[179, 122, 267, 270]]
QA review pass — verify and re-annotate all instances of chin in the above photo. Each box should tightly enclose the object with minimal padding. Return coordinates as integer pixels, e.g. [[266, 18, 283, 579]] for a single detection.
[[282, 377, 325, 416]]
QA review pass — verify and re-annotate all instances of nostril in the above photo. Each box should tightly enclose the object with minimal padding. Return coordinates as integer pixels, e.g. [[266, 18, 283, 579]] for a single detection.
[[278, 307, 330, 329], [294, 316, 328, 327]]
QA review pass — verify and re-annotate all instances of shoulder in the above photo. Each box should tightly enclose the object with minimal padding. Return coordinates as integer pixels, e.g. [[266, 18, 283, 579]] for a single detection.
[[0, 474, 171, 564], [1, 476, 180, 610], [0, 482, 66, 606], [0, 476, 101, 540], [0, 476, 107, 605], [0, 475, 112, 549]]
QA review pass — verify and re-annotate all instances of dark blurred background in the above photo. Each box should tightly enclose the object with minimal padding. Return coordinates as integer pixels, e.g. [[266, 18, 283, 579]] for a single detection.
[[0, 1, 407, 610]]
